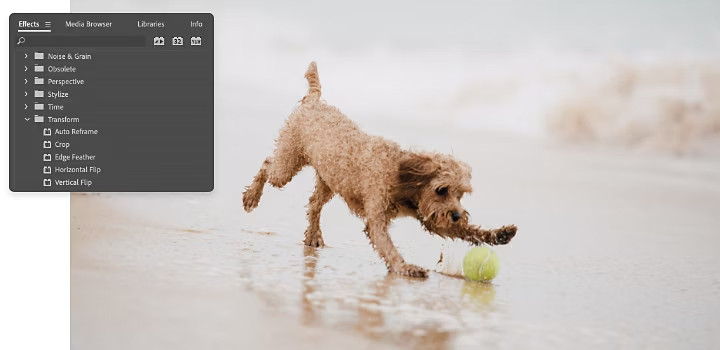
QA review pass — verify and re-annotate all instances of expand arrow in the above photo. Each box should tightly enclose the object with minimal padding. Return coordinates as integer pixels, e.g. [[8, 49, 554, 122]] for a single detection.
[[24, 104, 28, 109], [24, 53, 28, 59], [25, 117, 30, 121], [24, 66, 28, 72], [24, 79, 28, 84], [24, 91, 27, 97]]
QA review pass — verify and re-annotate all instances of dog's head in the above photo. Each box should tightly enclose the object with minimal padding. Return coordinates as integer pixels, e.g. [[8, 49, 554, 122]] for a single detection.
[[392, 152, 473, 234]]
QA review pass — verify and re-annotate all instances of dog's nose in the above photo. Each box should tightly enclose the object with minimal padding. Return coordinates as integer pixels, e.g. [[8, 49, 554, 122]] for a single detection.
[[451, 211, 462, 222]]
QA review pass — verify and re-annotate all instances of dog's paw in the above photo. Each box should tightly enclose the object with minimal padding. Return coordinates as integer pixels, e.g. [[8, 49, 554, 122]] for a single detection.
[[494, 224, 517, 245], [242, 187, 261, 213], [303, 230, 325, 248], [393, 263, 429, 279]]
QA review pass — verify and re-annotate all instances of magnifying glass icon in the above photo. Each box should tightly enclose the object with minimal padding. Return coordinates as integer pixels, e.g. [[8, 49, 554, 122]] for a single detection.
[[17, 37, 25, 45]]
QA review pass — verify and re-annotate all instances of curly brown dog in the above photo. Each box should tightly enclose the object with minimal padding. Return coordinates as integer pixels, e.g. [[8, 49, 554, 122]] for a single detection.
[[243, 62, 517, 278]]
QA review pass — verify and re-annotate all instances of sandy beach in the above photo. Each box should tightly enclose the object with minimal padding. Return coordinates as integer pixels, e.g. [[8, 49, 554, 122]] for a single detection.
[[71, 119, 720, 349]]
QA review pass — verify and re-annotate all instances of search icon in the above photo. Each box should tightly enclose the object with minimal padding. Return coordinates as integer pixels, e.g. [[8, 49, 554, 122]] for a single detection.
[[17, 37, 25, 45]]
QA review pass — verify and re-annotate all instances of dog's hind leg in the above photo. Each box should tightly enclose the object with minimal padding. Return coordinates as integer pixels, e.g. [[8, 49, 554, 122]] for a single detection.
[[242, 157, 272, 212], [266, 122, 307, 188], [243, 125, 307, 212], [303, 174, 334, 247]]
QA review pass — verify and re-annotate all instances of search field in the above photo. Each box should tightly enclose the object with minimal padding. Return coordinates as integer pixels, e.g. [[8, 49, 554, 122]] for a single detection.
[[14, 35, 145, 47]]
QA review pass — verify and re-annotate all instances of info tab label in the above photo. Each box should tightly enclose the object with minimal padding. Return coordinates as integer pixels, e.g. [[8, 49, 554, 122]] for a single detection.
[[9, 13, 214, 192]]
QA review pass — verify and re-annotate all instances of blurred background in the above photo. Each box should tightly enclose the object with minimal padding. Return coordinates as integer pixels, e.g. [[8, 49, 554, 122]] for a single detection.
[[78, 0, 720, 156]]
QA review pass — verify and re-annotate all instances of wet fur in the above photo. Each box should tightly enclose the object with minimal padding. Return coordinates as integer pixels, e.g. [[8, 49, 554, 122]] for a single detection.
[[243, 62, 517, 278]]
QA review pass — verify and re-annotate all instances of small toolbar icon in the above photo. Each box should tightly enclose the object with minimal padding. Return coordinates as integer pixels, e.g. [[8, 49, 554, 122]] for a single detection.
[[173, 37, 183, 46], [153, 37, 164, 46], [191, 37, 201, 46]]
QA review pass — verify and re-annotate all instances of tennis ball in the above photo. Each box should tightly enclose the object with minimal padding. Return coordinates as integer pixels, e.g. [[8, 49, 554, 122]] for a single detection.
[[463, 247, 499, 282]]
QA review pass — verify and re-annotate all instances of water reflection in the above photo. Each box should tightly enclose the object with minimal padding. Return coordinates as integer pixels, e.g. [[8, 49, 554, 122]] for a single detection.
[[461, 281, 497, 313], [298, 245, 498, 349]]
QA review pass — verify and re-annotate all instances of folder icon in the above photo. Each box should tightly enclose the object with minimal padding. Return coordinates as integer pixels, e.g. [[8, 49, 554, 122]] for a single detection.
[[35, 90, 44, 98], [35, 115, 44, 123], [34, 77, 44, 85], [34, 52, 44, 60], [43, 166, 51, 174], [43, 141, 52, 149], [34, 65, 44, 72], [43, 179, 51, 187], [43, 154, 51, 162], [34, 103, 44, 110]]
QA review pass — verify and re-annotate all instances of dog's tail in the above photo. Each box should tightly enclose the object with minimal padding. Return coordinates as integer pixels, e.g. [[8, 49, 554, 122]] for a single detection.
[[302, 61, 321, 103]]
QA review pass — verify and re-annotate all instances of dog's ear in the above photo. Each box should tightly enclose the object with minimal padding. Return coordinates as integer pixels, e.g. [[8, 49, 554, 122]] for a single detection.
[[398, 153, 440, 186], [397, 153, 439, 189], [391, 153, 440, 208]]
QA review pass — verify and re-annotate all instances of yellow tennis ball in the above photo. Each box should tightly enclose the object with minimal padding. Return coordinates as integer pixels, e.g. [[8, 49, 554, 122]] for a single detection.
[[463, 247, 500, 282]]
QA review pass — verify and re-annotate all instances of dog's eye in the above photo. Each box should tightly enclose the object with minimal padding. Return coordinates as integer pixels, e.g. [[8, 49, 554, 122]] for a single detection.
[[435, 187, 448, 196]]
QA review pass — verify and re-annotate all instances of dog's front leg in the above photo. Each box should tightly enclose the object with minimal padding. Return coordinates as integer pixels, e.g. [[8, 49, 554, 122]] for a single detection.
[[421, 219, 517, 246], [364, 216, 429, 278], [463, 224, 517, 246]]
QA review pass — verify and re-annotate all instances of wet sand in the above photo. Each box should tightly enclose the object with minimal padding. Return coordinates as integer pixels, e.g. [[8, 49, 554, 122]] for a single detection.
[[71, 193, 401, 350], [71, 121, 720, 350]]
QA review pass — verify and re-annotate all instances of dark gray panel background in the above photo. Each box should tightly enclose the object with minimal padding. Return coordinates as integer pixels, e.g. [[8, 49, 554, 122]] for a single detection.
[[9, 13, 214, 192]]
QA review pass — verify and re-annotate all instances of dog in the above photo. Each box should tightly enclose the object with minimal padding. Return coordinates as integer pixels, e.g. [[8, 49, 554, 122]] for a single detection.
[[242, 62, 517, 278]]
